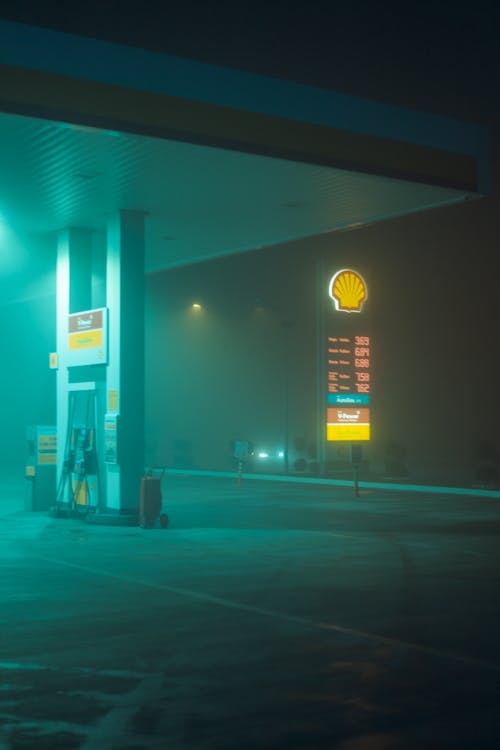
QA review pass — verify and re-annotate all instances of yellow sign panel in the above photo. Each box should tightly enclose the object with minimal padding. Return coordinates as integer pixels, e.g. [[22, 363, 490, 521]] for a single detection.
[[38, 434, 56, 451], [108, 389, 119, 411], [69, 329, 103, 351], [37, 432, 57, 464], [327, 423, 370, 441], [73, 480, 88, 506], [38, 453, 57, 465], [328, 269, 367, 313], [49, 352, 58, 369]]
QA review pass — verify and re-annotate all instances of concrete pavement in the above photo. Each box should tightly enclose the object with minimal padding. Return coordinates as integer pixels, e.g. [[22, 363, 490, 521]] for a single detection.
[[1, 470, 500, 748]]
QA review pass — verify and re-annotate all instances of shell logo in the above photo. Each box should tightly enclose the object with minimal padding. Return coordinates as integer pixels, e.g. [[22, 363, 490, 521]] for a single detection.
[[328, 269, 367, 313]]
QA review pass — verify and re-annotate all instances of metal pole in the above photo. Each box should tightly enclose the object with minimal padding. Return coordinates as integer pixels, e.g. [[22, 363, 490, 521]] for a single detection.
[[316, 256, 326, 474], [282, 319, 292, 475]]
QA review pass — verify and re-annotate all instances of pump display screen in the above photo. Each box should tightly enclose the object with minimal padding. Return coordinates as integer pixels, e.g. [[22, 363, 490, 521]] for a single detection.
[[326, 334, 371, 441]]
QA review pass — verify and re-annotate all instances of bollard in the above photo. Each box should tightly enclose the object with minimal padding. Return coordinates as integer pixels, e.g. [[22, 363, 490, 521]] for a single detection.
[[353, 464, 359, 497], [232, 440, 250, 487], [350, 444, 362, 498]]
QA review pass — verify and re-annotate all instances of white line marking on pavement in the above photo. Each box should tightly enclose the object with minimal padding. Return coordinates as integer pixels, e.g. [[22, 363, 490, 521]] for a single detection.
[[36, 555, 500, 673], [0, 661, 148, 679]]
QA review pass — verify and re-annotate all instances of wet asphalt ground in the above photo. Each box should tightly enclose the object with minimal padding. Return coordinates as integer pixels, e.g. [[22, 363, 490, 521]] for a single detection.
[[1, 471, 500, 749]]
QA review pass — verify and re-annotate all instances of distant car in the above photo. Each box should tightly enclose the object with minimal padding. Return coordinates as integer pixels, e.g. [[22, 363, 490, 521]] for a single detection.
[[231, 440, 286, 473], [247, 446, 285, 473]]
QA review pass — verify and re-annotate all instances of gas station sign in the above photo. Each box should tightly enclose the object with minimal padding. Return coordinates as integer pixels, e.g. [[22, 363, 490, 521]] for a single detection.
[[328, 269, 367, 313], [66, 308, 108, 367], [325, 270, 371, 442]]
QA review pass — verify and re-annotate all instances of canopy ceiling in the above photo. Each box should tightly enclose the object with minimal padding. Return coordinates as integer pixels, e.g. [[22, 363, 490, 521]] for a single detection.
[[0, 110, 471, 273]]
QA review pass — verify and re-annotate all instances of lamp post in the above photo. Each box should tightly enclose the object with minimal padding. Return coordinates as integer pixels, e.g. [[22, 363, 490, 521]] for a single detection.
[[281, 318, 294, 475]]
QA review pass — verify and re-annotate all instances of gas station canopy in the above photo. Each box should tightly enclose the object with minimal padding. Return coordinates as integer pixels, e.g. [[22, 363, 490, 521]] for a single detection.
[[0, 19, 490, 271], [0, 19, 491, 518]]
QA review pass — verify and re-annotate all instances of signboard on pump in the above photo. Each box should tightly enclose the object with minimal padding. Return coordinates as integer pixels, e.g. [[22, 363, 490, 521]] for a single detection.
[[66, 308, 108, 366]]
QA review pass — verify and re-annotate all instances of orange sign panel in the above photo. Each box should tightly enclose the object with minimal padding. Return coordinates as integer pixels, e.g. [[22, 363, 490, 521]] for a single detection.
[[327, 407, 370, 424], [69, 309, 103, 333]]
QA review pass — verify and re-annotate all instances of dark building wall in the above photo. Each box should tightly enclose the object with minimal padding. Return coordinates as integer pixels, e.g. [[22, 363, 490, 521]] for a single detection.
[[314, 191, 499, 484], [145, 245, 317, 472], [145, 139, 500, 486]]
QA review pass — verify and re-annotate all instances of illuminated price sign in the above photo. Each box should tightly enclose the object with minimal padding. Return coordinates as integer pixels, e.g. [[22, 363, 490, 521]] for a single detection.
[[326, 334, 371, 441], [323, 268, 371, 442]]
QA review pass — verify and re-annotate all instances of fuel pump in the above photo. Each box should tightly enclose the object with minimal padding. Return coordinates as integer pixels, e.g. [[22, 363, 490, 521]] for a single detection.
[[69, 424, 98, 511], [55, 384, 101, 516]]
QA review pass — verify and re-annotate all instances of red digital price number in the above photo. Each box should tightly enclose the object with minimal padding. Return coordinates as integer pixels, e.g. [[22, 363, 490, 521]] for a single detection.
[[354, 336, 370, 392], [327, 335, 371, 395]]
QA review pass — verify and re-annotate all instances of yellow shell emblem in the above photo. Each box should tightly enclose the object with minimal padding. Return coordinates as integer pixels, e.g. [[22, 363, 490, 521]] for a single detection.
[[328, 269, 367, 312]]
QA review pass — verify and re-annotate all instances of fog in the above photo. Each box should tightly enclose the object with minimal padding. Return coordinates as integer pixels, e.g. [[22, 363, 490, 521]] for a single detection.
[[1, 167, 499, 489], [145, 181, 500, 485]]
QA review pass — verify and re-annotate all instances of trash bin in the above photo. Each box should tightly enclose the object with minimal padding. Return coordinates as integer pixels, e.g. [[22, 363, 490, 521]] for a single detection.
[[140, 469, 166, 528]]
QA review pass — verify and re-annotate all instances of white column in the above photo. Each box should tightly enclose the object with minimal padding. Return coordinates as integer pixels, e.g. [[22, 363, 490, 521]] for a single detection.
[[56, 228, 93, 499], [105, 210, 146, 514]]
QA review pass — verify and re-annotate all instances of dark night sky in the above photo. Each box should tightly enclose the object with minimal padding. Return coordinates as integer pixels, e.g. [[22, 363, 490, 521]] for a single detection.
[[1, 1, 499, 124]]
